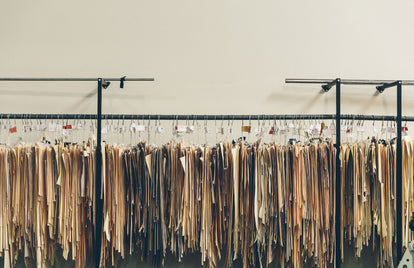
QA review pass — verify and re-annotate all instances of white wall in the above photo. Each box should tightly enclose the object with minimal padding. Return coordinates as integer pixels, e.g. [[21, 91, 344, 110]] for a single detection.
[[1, 0, 413, 267]]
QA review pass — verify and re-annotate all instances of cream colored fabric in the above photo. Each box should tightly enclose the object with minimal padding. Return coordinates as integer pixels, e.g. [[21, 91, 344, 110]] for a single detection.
[[0, 141, 95, 268], [1, 138, 413, 268]]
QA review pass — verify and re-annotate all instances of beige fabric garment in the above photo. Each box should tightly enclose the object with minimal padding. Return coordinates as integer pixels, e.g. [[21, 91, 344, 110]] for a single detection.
[[2, 137, 414, 268]]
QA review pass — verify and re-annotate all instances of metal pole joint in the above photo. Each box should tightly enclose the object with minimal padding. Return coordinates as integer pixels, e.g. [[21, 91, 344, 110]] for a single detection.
[[321, 79, 337, 92], [376, 80, 401, 93]]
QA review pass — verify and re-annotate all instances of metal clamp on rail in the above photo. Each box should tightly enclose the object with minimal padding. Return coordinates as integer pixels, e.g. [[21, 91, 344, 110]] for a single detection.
[[321, 79, 337, 92], [376, 80, 401, 93], [102, 80, 111, 89]]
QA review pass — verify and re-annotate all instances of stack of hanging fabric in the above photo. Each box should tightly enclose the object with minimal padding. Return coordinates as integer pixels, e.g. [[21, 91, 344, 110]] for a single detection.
[[1, 137, 414, 268], [0, 141, 95, 268], [97, 140, 331, 267], [339, 137, 414, 267], [100, 139, 412, 268]]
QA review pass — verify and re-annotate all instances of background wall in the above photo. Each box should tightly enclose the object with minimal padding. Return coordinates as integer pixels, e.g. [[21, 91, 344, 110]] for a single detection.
[[1, 0, 413, 267], [2, 0, 414, 116]]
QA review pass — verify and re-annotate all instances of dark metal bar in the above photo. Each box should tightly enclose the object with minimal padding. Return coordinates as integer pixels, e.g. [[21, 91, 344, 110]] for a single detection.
[[0, 113, 412, 121], [396, 81, 403, 261], [95, 78, 103, 268], [335, 78, 341, 268], [0, 78, 154, 82], [104, 78, 154, 82], [286, 78, 414, 86], [285, 78, 337, 84], [98, 114, 338, 120], [0, 114, 98, 120], [342, 79, 414, 86]]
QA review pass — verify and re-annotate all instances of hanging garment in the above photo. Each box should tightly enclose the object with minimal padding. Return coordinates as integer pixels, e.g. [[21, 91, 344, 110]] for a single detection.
[[0, 141, 95, 268], [1, 137, 414, 268]]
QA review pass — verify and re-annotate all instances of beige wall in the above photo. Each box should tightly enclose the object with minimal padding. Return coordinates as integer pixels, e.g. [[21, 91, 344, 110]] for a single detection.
[[1, 0, 413, 267], [1, 0, 414, 116]]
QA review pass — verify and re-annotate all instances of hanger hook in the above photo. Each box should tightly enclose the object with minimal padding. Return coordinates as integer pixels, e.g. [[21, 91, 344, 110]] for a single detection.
[[120, 76, 126, 88]]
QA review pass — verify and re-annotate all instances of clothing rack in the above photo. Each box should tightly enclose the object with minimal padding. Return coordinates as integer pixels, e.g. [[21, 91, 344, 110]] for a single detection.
[[0, 77, 155, 268], [286, 78, 410, 267], [0, 77, 410, 267]]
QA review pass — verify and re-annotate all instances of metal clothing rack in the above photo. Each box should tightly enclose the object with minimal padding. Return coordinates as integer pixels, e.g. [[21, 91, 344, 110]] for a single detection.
[[286, 78, 411, 267], [0, 77, 155, 268], [0, 77, 411, 267]]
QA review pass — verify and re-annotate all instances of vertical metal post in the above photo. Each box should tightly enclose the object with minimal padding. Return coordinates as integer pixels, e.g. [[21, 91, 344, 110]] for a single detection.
[[335, 78, 341, 268], [95, 78, 103, 268], [396, 80, 402, 261]]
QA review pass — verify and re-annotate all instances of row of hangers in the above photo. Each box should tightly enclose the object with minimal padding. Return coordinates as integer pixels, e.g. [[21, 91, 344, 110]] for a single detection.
[[0, 116, 409, 146]]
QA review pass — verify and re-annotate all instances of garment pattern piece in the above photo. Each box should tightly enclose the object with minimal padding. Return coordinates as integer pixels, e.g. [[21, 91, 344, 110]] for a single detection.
[[99, 139, 414, 268], [0, 138, 413, 268], [0, 141, 95, 268]]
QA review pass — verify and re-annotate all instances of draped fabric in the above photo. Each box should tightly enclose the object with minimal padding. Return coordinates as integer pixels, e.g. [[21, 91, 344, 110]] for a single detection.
[[99, 138, 412, 268], [0, 141, 95, 268], [0, 138, 414, 267]]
